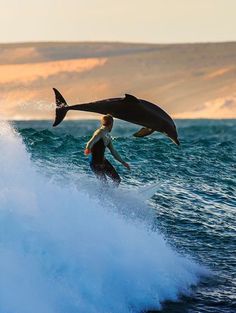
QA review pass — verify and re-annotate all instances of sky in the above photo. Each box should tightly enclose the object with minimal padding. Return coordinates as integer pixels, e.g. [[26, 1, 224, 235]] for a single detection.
[[1, 0, 236, 44]]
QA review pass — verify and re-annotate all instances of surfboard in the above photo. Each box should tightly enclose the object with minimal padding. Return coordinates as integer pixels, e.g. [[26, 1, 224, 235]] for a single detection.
[[75, 176, 158, 202], [137, 182, 159, 201]]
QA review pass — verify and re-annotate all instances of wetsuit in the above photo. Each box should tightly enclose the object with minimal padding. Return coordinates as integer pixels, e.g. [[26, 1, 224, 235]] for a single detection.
[[86, 126, 125, 185]]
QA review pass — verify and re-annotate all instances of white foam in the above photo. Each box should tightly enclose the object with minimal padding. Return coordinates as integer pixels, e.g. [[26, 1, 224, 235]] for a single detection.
[[0, 121, 208, 313]]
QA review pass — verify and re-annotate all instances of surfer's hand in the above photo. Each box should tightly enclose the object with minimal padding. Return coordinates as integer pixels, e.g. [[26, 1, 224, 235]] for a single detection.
[[84, 148, 91, 155], [123, 162, 130, 170]]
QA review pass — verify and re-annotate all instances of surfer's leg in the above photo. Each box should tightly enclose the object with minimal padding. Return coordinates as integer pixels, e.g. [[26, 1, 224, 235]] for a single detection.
[[103, 159, 121, 186], [90, 163, 107, 183]]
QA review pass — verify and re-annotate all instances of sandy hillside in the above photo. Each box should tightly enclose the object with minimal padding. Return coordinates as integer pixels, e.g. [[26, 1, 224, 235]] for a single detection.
[[0, 41, 235, 120]]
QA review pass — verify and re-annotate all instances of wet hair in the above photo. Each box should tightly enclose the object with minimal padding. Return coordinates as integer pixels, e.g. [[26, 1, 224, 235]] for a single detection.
[[101, 114, 113, 126]]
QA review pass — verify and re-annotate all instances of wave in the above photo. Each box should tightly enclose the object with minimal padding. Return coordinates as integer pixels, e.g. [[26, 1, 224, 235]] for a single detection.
[[0, 121, 208, 313]]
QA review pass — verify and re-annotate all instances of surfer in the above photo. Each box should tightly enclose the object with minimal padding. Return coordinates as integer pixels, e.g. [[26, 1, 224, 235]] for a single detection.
[[84, 114, 130, 186]]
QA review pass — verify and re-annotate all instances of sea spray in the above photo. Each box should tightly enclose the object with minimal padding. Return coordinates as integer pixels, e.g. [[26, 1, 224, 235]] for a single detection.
[[0, 121, 207, 313]]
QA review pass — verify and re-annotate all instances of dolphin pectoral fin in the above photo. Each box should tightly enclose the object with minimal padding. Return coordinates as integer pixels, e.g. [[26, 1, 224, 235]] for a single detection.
[[125, 94, 140, 103], [133, 127, 155, 137]]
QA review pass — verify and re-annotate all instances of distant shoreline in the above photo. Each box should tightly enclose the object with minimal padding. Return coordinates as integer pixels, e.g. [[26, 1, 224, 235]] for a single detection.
[[9, 118, 236, 122], [1, 41, 235, 119]]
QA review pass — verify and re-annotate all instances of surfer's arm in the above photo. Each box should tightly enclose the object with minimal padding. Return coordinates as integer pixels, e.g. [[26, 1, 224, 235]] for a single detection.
[[85, 129, 102, 152], [107, 141, 125, 164]]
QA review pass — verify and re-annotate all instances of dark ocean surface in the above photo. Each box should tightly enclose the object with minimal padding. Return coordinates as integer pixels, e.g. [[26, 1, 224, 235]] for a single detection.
[[0, 119, 235, 313]]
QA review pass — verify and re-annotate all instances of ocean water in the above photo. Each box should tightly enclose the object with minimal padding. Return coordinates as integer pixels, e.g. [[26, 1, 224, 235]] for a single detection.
[[0, 119, 235, 313]]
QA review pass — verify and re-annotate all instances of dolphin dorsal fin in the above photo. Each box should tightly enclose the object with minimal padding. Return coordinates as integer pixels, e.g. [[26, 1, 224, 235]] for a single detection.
[[124, 94, 139, 103]]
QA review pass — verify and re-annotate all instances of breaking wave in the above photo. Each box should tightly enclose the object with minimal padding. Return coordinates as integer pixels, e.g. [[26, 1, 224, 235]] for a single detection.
[[0, 121, 207, 313]]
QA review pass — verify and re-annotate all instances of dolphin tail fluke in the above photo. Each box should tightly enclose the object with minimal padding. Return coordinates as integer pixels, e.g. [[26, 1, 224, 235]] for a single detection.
[[133, 127, 154, 137], [52, 88, 69, 127]]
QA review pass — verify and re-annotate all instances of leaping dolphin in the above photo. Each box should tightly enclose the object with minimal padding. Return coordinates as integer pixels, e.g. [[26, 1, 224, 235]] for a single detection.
[[52, 88, 180, 145]]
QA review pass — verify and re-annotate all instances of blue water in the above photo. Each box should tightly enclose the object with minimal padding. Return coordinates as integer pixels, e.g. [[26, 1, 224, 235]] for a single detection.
[[0, 119, 235, 313]]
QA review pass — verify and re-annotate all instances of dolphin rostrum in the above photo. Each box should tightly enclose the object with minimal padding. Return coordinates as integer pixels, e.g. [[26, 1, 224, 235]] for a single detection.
[[52, 88, 180, 145]]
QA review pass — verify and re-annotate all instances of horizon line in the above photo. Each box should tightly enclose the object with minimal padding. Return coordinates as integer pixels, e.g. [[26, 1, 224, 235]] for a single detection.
[[0, 39, 236, 46]]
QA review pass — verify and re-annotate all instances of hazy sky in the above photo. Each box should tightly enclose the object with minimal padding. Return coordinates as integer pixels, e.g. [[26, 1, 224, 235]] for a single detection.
[[1, 0, 236, 43]]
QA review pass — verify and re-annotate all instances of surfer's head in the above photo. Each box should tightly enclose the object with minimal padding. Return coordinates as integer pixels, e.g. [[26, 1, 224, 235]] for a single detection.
[[101, 114, 113, 132]]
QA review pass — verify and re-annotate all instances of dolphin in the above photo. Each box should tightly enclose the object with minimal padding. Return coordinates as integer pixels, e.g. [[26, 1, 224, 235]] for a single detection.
[[52, 88, 180, 145]]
